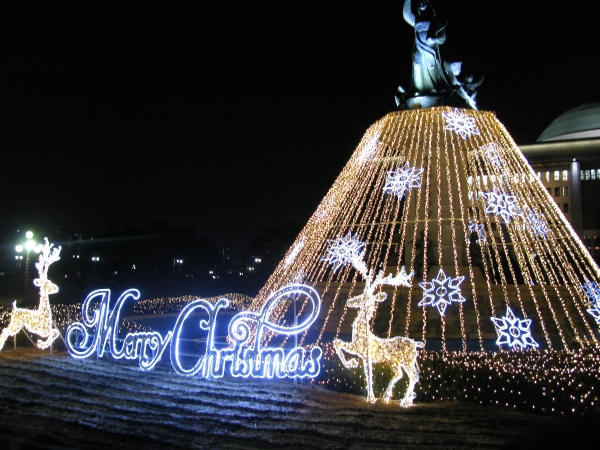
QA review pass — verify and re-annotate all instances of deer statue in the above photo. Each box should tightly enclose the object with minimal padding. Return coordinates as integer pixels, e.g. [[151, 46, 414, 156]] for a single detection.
[[0, 238, 61, 350], [326, 233, 423, 407]]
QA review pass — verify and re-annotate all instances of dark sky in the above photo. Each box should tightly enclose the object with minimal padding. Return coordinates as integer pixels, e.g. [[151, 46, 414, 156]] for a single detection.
[[2, 2, 598, 255]]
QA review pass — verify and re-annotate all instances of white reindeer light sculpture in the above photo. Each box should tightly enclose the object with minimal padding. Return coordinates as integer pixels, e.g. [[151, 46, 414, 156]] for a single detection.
[[0, 238, 61, 350], [325, 233, 423, 407]]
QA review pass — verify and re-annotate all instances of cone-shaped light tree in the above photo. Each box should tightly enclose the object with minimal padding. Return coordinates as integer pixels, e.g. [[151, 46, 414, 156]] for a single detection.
[[250, 0, 600, 354]]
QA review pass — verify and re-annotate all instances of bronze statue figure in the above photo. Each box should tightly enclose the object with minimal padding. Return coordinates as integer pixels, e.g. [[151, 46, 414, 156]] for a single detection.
[[397, 0, 481, 110]]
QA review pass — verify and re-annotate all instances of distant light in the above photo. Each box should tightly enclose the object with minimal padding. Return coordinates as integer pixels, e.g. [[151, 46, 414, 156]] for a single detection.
[[25, 231, 33, 239], [15, 244, 23, 253], [25, 240, 35, 251]]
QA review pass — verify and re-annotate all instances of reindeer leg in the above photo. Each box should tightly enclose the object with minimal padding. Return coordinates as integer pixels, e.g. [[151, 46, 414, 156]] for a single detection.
[[383, 369, 404, 404], [365, 358, 376, 403], [0, 321, 22, 351], [400, 365, 419, 408]]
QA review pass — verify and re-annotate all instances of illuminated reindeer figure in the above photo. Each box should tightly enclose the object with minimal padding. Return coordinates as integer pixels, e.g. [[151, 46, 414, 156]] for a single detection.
[[0, 238, 61, 350], [326, 233, 423, 407]]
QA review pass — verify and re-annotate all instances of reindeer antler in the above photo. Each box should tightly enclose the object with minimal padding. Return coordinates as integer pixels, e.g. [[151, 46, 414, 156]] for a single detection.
[[35, 238, 61, 279], [324, 232, 414, 294]]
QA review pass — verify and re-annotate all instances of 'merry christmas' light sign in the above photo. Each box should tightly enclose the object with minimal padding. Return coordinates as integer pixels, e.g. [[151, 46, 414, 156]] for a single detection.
[[66, 284, 322, 379]]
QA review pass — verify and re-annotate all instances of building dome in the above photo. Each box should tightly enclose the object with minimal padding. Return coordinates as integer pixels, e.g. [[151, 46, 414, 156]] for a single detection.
[[538, 102, 600, 142]]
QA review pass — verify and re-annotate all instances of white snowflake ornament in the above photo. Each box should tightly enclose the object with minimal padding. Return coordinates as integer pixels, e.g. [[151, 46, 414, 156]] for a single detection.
[[383, 162, 424, 200], [468, 218, 486, 243], [582, 281, 600, 325], [527, 209, 549, 239], [442, 109, 480, 140], [479, 143, 503, 172], [419, 268, 466, 316], [322, 233, 365, 272], [481, 187, 523, 223], [491, 307, 539, 350]]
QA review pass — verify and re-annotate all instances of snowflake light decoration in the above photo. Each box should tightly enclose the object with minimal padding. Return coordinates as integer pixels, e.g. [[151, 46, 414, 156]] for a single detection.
[[322, 232, 365, 272], [284, 237, 306, 267], [382, 162, 424, 200], [527, 209, 549, 239], [479, 142, 503, 172], [468, 218, 486, 243], [582, 281, 600, 325], [442, 108, 480, 140], [418, 268, 466, 316], [491, 307, 539, 350], [481, 187, 523, 223]]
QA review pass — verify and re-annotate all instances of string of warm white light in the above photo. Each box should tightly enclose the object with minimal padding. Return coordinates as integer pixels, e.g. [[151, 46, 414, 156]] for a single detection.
[[249, 107, 600, 360]]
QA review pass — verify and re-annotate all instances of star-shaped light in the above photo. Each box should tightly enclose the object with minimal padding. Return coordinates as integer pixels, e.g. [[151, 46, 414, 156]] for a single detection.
[[491, 307, 539, 350], [527, 209, 549, 239], [284, 237, 305, 267], [582, 281, 600, 325], [481, 187, 523, 223], [479, 143, 503, 172], [442, 109, 480, 140], [382, 162, 424, 200], [322, 233, 365, 272], [418, 268, 466, 316], [468, 218, 486, 243]]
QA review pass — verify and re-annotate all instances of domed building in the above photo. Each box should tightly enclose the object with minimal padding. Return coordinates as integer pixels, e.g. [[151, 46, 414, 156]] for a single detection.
[[519, 102, 600, 261]]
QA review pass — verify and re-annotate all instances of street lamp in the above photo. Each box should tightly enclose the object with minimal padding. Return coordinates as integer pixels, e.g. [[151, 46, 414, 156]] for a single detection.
[[92, 256, 100, 273], [15, 231, 42, 305], [174, 258, 183, 273]]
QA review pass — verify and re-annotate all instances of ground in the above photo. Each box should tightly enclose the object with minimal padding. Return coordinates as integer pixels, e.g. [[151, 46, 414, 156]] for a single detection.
[[0, 349, 575, 450]]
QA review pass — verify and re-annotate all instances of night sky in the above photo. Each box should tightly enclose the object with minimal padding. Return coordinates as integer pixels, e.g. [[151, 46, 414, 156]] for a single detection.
[[2, 2, 598, 255]]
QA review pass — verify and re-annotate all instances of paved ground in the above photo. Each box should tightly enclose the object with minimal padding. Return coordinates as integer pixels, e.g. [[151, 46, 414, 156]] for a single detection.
[[0, 349, 581, 449]]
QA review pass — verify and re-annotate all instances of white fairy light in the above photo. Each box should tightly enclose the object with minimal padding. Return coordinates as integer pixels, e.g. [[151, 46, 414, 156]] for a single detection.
[[491, 307, 539, 350], [418, 268, 467, 316], [468, 218, 486, 243], [382, 162, 424, 200], [322, 232, 365, 272], [67, 284, 323, 379], [284, 237, 306, 267], [442, 108, 480, 139], [527, 209, 549, 239], [326, 237, 419, 407], [0, 238, 61, 351], [481, 187, 523, 223]]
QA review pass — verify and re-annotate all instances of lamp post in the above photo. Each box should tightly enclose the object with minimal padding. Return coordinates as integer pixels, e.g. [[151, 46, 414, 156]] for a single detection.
[[173, 258, 183, 273], [15, 231, 42, 306], [92, 256, 100, 274]]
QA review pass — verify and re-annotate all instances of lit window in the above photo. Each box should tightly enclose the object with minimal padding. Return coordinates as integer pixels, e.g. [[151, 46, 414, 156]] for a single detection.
[[563, 186, 568, 197], [554, 171, 560, 181], [537, 172, 542, 181], [546, 171, 550, 182], [581, 170, 585, 180], [554, 187, 560, 197], [586, 170, 591, 180], [563, 203, 569, 213], [592, 169, 597, 180], [562, 170, 568, 181]]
